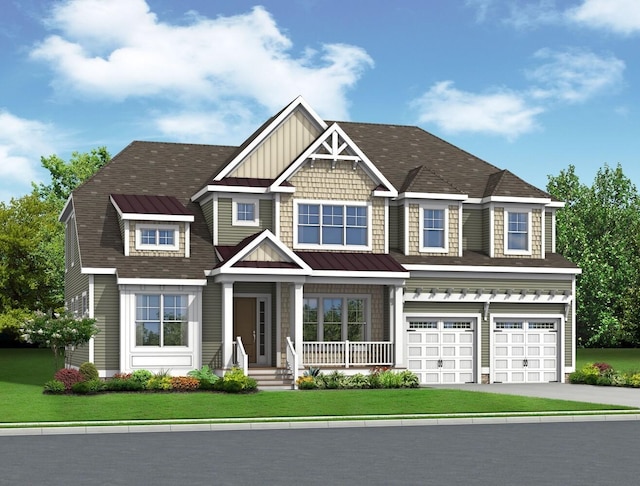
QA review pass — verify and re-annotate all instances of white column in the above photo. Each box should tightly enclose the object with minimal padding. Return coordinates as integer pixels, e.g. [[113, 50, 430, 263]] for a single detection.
[[222, 282, 234, 369], [292, 283, 304, 369], [275, 282, 282, 367], [394, 285, 404, 367]]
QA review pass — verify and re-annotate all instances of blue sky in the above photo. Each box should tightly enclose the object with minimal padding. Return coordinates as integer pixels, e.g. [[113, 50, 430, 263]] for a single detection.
[[1, 0, 639, 203]]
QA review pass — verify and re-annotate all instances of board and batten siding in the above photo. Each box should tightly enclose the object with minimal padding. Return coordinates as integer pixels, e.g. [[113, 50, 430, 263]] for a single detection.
[[462, 207, 483, 251], [229, 110, 322, 179], [217, 198, 274, 245], [202, 279, 222, 368], [92, 275, 120, 372]]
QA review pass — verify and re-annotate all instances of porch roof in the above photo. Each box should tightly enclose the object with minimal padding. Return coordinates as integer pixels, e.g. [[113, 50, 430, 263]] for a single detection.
[[110, 193, 193, 217], [296, 251, 407, 273]]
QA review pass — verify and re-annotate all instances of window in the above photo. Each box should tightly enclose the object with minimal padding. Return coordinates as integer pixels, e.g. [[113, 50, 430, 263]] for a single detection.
[[136, 225, 179, 251], [506, 210, 530, 253], [303, 296, 368, 341], [135, 294, 188, 346], [420, 206, 449, 253], [232, 198, 259, 226], [296, 201, 369, 248]]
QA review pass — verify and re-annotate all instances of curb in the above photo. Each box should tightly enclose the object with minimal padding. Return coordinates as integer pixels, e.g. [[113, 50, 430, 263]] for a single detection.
[[2, 411, 639, 436]]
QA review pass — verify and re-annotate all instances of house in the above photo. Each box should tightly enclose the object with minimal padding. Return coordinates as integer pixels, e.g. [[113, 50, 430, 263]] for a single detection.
[[60, 96, 580, 385]]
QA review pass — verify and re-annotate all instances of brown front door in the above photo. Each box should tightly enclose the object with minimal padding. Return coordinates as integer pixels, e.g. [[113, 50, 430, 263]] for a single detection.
[[234, 297, 256, 363]]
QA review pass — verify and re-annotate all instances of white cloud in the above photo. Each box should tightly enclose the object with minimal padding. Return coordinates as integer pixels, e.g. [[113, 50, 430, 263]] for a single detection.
[[503, 0, 562, 30], [411, 81, 544, 140], [0, 111, 56, 201], [527, 48, 625, 102], [30, 0, 373, 122], [568, 0, 640, 35]]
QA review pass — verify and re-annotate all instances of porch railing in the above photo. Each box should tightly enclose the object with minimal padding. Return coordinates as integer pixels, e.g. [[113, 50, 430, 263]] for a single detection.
[[285, 336, 299, 387], [302, 341, 394, 368], [233, 336, 248, 375]]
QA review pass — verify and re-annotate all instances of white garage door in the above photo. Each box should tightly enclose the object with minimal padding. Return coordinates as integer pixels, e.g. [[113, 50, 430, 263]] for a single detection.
[[406, 319, 475, 384], [493, 320, 558, 383]]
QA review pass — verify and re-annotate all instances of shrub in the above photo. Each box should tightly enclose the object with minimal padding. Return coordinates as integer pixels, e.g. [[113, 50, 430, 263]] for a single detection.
[[215, 367, 257, 393], [43, 379, 66, 394], [54, 368, 85, 391], [146, 376, 173, 391], [170, 376, 200, 392], [131, 369, 153, 388], [303, 366, 321, 378], [378, 370, 403, 388], [113, 372, 132, 380], [569, 364, 601, 385], [296, 375, 317, 390], [397, 370, 419, 388], [592, 362, 613, 374], [187, 365, 220, 389], [104, 378, 144, 392], [72, 379, 105, 395], [343, 373, 369, 389], [318, 370, 345, 389], [79, 362, 99, 381], [625, 372, 640, 387]]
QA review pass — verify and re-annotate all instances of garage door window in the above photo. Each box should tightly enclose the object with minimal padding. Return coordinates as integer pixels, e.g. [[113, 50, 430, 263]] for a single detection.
[[444, 321, 472, 329], [409, 321, 437, 329], [495, 322, 523, 329]]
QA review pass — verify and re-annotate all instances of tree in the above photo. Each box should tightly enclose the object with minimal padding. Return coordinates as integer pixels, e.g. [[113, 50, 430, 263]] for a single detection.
[[547, 164, 640, 347], [34, 147, 110, 209]]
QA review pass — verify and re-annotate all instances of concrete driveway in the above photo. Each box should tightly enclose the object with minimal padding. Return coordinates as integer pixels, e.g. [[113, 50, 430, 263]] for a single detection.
[[433, 383, 640, 408]]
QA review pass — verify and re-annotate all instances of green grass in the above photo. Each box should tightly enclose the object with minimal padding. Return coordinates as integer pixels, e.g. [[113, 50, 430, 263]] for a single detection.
[[0, 349, 630, 424], [576, 348, 640, 373]]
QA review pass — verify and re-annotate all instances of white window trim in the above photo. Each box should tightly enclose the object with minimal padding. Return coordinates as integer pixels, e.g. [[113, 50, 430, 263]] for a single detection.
[[232, 197, 260, 227], [134, 293, 191, 349], [135, 224, 180, 252], [504, 207, 532, 256], [303, 294, 371, 342], [293, 199, 372, 251], [419, 203, 449, 253]]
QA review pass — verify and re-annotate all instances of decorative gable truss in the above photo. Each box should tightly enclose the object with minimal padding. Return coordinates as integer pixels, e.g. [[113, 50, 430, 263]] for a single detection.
[[270, 123, 397, 198]]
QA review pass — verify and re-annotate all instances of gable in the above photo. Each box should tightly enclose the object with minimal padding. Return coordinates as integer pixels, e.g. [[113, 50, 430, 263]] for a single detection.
[[241, 240, 292, 263]]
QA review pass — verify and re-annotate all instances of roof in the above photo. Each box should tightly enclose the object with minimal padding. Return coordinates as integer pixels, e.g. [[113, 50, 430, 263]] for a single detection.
[[391, 250, 579, 270], [110, 194, 193, 216], [296, 251, 407, 273]]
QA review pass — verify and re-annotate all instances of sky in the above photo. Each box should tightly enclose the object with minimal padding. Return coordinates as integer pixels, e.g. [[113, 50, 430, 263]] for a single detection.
[[1, 0, 639, 203]]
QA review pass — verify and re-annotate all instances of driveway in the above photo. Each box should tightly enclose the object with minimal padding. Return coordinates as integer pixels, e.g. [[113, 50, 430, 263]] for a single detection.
[[432, 383, 640, 408]]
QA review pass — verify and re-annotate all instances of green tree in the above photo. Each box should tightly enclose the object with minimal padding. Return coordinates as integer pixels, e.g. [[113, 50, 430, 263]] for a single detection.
[[547, 164, 640, 347]]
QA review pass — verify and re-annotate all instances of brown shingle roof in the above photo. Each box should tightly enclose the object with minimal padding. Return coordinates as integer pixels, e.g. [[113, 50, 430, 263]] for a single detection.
[[110, 194, 193, 216]]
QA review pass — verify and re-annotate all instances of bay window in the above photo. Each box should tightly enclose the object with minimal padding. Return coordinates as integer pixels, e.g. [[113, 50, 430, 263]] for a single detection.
[[135, 294, 188, 347]]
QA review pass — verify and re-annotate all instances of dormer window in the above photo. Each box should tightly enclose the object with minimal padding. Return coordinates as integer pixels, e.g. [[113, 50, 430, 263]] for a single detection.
[[505, 209, 531, 255], [420, 204, 448, 253], [136, 224, 179, 251], [232, 198, 259, 226]]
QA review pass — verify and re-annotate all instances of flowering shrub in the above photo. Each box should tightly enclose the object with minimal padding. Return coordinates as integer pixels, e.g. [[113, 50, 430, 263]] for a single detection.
[[54, 368, 85, 391], [296, 375, 317, 389], [170, 376, 200, 391], [20, 311, 99, 368]]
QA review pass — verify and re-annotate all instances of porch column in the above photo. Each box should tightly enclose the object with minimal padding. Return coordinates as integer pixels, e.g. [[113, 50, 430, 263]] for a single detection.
[[222, 282, 234, 369], [394, 285, 404, 367], [292, 283, 304, 368]]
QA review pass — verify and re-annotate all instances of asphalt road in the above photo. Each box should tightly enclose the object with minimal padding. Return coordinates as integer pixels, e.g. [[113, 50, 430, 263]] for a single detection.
[[1, 421, 638, 485]]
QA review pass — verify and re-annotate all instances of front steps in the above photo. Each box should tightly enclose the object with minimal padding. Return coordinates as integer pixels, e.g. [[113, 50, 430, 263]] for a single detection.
[[248, 367, 295, 390]]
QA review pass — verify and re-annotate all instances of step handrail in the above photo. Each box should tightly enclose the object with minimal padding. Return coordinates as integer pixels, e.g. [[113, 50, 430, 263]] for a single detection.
[[234, 336, 249, 375], [286, 336, 299, 388]]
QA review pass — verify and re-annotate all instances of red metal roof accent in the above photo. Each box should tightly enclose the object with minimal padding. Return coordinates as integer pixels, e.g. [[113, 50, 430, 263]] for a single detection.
[[296, 252, 407, 273], [110, 194, 192, 216], [232, 261, 301, 269]]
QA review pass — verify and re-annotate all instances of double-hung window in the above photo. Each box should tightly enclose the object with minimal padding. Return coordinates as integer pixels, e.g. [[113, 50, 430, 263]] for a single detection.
[[135, 294, 188, 347], [296, 201, 369, 249], [420, 206, 448, 252], [505, 210, 531, 254], [136, 225, 179, 251], [232, 198, 259, 226], [303, 296, 368, 342]]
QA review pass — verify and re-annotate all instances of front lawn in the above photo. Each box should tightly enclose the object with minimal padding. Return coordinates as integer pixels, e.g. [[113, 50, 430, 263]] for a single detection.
[[0, 349, 630, 424], [576, 348, 640, 373]]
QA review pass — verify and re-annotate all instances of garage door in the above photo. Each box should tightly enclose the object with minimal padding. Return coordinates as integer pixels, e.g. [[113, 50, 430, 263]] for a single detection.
[[406, 319, 475, 384], [493, 320, 558, 383]]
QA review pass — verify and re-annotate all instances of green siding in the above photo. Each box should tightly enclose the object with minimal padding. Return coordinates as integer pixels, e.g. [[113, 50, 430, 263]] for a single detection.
[[202, 279, 222, 368], [463, 208, 483, 251], [482, 208, 490, 254], [398, 204, 405, 253], [383, 286, 390, 341], [545, 210, 553, 253], [389, 204, 399, 252], [217, 198, 274, 245], [202, 198, 214, 241], [93, 275, 120, 371]]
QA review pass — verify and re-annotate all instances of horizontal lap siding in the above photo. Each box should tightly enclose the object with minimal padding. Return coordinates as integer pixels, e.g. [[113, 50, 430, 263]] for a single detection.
[[202, 199, 214, 243], [217, 198, 274, 245], [202, 280, 222, 368], [93, 275, 120, 371], [482, 208, 490, 254], [463, 208, 483, 251], [389, 204, 399, 252], [66, 218, 90, 368], [545, 210, 553, 253]]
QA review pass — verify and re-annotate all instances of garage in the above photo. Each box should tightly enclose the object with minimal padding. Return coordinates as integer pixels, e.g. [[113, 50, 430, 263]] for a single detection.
[[405, 318, 476, 384], [492, 319, 559, 383]]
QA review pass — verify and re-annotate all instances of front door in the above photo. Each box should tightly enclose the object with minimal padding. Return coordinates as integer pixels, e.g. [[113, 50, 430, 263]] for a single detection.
[[234, 297, 256, 363]]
